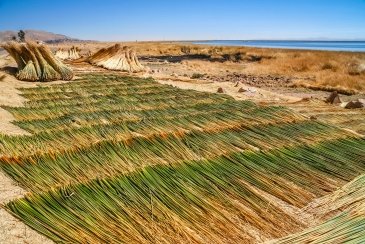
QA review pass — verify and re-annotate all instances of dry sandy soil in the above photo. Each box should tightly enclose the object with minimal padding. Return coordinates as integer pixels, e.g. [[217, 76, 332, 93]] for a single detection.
[[0, 42, 364, 243]]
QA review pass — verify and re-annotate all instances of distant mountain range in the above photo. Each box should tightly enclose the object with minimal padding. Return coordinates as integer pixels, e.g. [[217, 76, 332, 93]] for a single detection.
[[0, 30, 79, 43]]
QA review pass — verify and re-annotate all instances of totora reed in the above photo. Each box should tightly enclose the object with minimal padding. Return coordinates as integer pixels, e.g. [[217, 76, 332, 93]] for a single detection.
[[1, 41, 73, 82], [87, 44, 145, 72]]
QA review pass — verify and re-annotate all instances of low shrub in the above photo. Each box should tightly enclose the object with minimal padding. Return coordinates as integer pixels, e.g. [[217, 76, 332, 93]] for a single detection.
[[191, 73, 205, 79]]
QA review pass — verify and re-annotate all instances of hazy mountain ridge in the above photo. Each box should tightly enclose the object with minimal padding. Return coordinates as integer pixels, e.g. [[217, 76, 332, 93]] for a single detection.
[[0, 30, 77, 42]]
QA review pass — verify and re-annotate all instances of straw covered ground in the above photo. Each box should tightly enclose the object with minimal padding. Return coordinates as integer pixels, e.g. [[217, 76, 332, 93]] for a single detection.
[[0, 73, 364, 243]]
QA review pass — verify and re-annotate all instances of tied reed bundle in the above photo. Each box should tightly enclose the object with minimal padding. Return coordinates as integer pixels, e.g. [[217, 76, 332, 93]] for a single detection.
[[55, 46, 81, 60], [88, 44, 145, 72], [1, 41, 73, 82]]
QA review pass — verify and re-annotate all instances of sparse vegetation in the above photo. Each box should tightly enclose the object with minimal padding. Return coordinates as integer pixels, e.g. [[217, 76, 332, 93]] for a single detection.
[[180, 45, 191, 54], [222, 52, 246, 62], [347, 60, 365, 76], [321, 62, 337, 71], [191, 72, 204, 79]]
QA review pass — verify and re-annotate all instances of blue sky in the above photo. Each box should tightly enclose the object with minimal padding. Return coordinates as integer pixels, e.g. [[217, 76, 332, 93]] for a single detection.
[[1, 0, 365, 41]]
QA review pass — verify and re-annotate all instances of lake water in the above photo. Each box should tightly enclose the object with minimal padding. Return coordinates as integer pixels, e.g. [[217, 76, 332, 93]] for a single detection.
[[192, 40, 365, 52]]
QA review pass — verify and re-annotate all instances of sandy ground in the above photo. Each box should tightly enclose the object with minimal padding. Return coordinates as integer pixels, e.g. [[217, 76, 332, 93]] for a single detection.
[[157, 79, 300, 103], [0, 170, 53, 244], [0, 74, 34, 135]]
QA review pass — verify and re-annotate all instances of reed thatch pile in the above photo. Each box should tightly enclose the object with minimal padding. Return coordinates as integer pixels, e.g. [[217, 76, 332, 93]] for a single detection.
[[1, 41, 73, 82], [87, 44, 145, 72], [55, 46, 81, 60]]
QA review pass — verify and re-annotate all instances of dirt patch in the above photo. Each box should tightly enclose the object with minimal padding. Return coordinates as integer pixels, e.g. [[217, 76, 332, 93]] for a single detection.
[[0, 73, 34, 135], [0, 208, 53, 244], [0, 170, 53, 244], [210, 73, 298, 88], [156, 78, 301, 104]]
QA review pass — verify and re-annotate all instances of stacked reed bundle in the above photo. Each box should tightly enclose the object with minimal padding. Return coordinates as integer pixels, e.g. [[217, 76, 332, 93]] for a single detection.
[[55, 46, 81, 60], [87, 44, 145, 72], [1, 41, 73, 82]]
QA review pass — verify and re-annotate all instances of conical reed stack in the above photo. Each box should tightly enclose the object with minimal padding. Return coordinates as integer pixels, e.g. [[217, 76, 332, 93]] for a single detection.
[[87, 44, 145, 72], [1, 41, 74, 82]]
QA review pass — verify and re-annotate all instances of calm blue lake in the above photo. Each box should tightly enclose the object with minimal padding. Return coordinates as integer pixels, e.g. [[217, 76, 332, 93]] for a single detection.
[[192, 40, 365, 52]]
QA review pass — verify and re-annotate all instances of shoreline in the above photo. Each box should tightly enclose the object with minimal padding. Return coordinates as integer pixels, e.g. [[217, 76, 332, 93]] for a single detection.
[[190, 40, 365, 53]]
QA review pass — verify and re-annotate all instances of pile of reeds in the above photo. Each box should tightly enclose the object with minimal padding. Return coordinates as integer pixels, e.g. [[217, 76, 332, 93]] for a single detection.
[[1, 74, 365, 243], [4, 137, 365, 243], [1, 41, 73, 82], [87, 44, 145, 72], [55, 46, 81, 60]]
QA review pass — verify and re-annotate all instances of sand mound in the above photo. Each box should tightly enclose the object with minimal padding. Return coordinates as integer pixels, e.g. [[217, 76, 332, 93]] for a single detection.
[[55, 46, 81, 60], [1, 41, 73, 82], [87, 44, 145, 72]]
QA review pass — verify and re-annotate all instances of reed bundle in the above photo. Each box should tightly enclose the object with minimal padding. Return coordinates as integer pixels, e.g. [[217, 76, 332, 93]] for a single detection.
[[274, 203, 365, 243], [55, 46, 81, 60], [1, 41, 73, 81], [87, 44, 145, 72]]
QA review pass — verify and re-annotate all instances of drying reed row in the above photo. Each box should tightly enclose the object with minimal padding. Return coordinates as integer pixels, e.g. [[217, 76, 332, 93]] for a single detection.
[[22, 89, 218, 109], [14, 99, 248, 133], [22, 85, 177, 105], [1, 74, 364, 243], [18, 74, 146, 93], [5, 137, 365, 243], [5, 88, 232, 121], [1, 41, 73, 81], [0, 103, 302, 157], [1, 120, 355, 191]]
